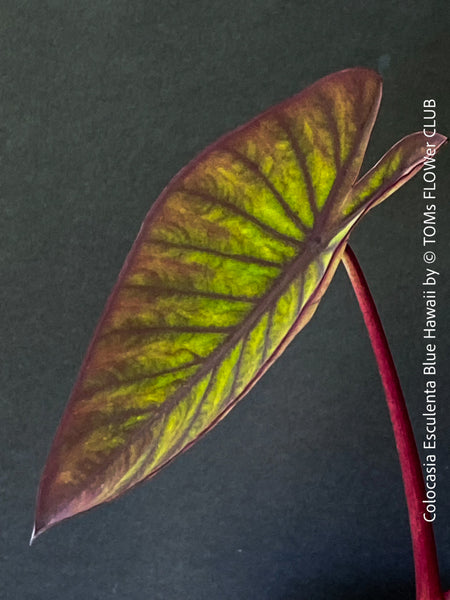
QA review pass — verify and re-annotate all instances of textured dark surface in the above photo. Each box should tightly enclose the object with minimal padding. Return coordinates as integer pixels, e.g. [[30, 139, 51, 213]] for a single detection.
[[1, 2, 449, 599]]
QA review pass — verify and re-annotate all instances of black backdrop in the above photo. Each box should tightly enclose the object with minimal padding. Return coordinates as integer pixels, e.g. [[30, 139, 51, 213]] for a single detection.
[[2, 2, 450, 599]]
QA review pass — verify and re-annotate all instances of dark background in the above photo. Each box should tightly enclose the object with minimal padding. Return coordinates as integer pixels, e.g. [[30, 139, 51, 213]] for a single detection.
[[1, 1, 450, 599]]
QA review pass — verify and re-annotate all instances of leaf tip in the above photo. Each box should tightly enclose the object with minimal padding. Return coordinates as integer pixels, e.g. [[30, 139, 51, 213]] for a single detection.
[[29, 512, 61, 543], [435, 132, 449, 149], [32, 482, 74, 543], [32, 505, 65, 544], [29, 524, 39, 546], [29, 513, 54, 545]]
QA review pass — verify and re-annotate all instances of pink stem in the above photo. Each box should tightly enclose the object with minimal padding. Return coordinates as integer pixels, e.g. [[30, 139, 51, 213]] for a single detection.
[[342, 245, 443, 600]]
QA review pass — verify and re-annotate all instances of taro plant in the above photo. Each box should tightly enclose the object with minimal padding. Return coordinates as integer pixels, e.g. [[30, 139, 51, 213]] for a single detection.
[[32, 68, 448, 599]]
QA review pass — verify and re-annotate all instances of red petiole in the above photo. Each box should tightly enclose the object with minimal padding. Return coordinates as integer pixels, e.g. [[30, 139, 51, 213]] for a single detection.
[[342, 244, 445, 600]]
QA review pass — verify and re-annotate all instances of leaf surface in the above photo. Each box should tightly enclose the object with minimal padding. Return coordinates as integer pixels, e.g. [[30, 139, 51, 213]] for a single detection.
[[33, 68, 447, 538]]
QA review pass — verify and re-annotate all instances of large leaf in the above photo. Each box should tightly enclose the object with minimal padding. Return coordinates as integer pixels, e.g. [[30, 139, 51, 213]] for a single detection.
[[33, 68, 447, 539]]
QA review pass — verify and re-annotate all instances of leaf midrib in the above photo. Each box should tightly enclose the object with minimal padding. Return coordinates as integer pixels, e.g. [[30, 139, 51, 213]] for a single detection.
[[158, 235, 326, 417]]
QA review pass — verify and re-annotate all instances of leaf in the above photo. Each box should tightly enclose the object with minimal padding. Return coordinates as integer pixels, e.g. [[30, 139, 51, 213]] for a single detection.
[[33, 68, 447, 539]]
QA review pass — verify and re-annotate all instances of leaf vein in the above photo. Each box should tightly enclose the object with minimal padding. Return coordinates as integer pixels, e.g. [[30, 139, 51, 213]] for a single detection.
[[99, 325, 235, 342], [121, 283, 259, 304], [275, 113, 319, 218], [223, 145, 310, 235], [179, 188, 304, 248], [145, 238, 284, 269], [79, 360, 204, 401]]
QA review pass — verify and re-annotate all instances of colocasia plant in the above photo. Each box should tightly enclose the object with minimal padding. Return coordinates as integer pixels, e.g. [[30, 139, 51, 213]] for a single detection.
[[32, 68, 448, 599]]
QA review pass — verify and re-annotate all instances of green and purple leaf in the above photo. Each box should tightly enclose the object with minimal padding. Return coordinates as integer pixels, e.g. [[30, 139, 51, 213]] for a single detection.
[[33, 68, 447, 540]]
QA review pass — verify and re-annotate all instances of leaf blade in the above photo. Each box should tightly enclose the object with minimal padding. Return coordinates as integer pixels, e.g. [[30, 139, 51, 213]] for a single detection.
[[346, 131, 448, 216], [34, 68, 445, 538]]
